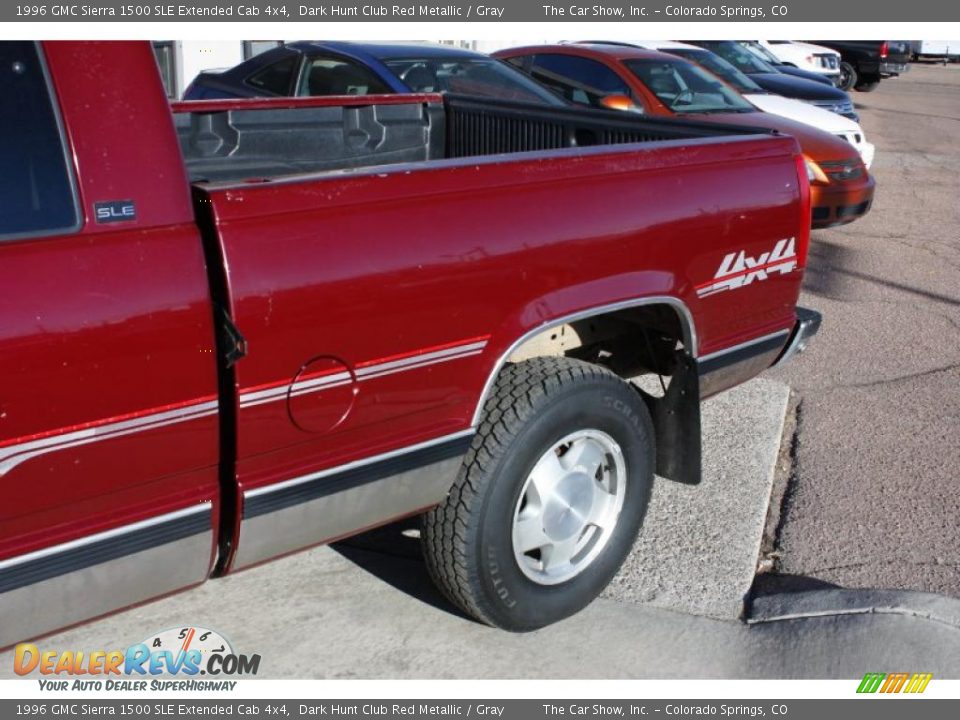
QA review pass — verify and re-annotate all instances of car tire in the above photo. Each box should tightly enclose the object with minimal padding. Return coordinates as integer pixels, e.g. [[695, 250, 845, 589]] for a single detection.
[[854, 79, 881, 92], [421, 357, 655, 631], [838, 61, 858, 91]]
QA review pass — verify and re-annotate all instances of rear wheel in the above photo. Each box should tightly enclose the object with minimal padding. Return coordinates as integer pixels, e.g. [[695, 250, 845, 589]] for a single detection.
[[421, 357, 655, 631], [838, 61, 858, 91]]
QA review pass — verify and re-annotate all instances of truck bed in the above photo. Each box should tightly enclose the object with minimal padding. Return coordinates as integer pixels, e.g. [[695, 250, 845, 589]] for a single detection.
[[173, 93, 772, 184]]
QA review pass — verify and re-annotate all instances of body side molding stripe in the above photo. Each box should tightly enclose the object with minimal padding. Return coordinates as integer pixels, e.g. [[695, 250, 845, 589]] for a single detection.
[[238, 337, 489, 410], [0, 503, 212, 594], [0, 400, 218, 477], [0, 337, 489, 476], [697, 330, 791, 375], [242, 430, 475, 519]]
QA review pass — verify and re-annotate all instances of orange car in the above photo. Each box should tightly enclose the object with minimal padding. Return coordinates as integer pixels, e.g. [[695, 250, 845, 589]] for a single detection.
[[495, 43, 875, 229]]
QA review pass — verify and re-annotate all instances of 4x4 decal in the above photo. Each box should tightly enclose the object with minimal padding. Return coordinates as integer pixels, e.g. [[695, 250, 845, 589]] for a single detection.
[[696, 238, 797, 298]]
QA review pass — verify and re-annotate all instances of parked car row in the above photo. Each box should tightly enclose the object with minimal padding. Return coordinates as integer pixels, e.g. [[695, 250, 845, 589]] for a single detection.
[[184, 40, 876, 229], [806, 41, 913, 92]]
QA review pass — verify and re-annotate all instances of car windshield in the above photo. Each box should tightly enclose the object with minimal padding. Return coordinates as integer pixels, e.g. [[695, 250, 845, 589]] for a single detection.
[[667, 49, 764, 94], [383, 57, 566, 106], [739, 41, 785, 65], [692, 41, 778, 75], [623, 58, 755, 114]]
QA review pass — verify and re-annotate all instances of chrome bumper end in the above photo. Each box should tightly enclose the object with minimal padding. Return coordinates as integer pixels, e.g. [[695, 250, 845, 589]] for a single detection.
[[772, 307, 822, 368]]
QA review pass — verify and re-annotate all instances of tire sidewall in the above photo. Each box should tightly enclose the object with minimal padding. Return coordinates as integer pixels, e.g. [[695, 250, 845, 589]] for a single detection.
[[473, 375, 654, 631], [839, 61, 857, 91]]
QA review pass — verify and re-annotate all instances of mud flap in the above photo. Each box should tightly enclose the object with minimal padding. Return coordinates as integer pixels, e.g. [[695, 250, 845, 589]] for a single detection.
[[638, 352, 702, 485]]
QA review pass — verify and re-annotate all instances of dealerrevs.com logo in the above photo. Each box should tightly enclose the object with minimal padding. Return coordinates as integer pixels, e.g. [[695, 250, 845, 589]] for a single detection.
[[14, 626, 260, 691]]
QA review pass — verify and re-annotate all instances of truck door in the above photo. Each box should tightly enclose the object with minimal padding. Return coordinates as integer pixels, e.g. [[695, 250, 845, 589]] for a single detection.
[[0, 42, 220, 648]]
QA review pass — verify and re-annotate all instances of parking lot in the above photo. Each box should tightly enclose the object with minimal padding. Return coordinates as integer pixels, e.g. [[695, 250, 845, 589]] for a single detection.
[[766, 62, 960, 598]]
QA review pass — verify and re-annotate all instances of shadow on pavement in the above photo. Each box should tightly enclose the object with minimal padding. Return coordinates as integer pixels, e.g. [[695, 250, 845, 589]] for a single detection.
[[749, 572, 841, 597], [805, 238, 960, 307], [331, 518, 475, 622]]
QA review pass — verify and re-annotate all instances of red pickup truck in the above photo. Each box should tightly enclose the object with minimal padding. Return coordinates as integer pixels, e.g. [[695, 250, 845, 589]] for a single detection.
[[0, 41, 820, 644]]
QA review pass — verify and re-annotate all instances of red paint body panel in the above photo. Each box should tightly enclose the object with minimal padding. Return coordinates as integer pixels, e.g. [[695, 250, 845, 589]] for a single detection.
[[197, 133, 804, 522], [0, 41, 811, 642], [0, 43, 219, 565]]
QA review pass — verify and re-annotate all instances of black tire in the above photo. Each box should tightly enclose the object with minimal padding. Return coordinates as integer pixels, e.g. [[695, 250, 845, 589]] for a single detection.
[[421, 357, 655, 631], [854, 79, 880, 93], [838, 61, 858, 91]]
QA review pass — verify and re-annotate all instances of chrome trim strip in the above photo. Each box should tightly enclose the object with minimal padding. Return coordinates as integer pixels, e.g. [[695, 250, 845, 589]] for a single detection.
[[0, 503, 211, 572], [698, 329, 791, 365], [244, 428, 475, 500], [470, 296, 697, 428], [0, 401, 219, 477]]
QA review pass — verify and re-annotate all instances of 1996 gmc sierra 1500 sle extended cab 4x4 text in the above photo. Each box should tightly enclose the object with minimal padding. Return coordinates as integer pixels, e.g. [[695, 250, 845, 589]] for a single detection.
[[0, 41, 820, 645]]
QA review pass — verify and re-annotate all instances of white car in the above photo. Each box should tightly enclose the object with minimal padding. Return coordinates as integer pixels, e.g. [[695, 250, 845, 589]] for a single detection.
[[756, 40, 842, 83], [748, 92, 874, 168], [631, 41, 874, 168]]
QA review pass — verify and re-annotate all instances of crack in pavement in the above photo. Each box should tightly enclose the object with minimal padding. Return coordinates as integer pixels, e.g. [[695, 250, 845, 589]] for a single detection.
[[830, 360, 960, 390], [747, 604, 960, 631], [806, 559, 960, 574]]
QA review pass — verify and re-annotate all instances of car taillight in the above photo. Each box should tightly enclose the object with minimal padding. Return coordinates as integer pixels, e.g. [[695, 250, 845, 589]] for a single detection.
[[794, 154, 812, 267], [880, 41, 889, 59]]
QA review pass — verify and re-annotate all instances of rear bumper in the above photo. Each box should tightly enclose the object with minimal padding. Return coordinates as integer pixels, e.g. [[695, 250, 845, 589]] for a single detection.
[[696, 308, 822, 397], [880, 61, 909, 76], [811, 173, 876, 228], [771, 308, 823, 368]]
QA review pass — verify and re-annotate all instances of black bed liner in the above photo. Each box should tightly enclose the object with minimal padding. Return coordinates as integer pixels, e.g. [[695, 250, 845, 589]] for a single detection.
[[175, 93, 774, 184]]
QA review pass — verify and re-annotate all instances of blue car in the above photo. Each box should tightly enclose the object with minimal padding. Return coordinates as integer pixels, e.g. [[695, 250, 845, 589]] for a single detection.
[[687, 41, 858, 120], [184, 41, 566, 106], [737, 41, 838, 87]]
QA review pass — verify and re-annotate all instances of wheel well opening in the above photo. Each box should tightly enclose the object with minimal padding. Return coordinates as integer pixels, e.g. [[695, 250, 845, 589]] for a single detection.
[[507, 303, 690, 382]]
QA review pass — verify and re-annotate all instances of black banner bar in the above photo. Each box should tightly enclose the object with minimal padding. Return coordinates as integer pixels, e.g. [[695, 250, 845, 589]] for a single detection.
[[2, 0, 959, 22]]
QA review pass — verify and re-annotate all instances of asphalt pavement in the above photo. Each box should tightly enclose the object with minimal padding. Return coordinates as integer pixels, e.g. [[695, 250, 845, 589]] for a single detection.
[[765, 63, 960, 597]]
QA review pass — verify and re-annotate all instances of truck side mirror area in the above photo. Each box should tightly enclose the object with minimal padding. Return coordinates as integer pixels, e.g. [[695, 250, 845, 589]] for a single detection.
[[600, 94, 643, 113]]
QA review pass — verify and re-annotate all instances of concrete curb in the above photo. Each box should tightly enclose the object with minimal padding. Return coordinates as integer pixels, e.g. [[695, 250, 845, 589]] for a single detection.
[[604, 378, 792, 620], [749, 588, 960, 630]]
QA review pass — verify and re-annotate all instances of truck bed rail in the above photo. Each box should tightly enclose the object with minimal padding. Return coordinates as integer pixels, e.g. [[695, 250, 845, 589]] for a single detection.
[[173, 93, 773, 184]]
